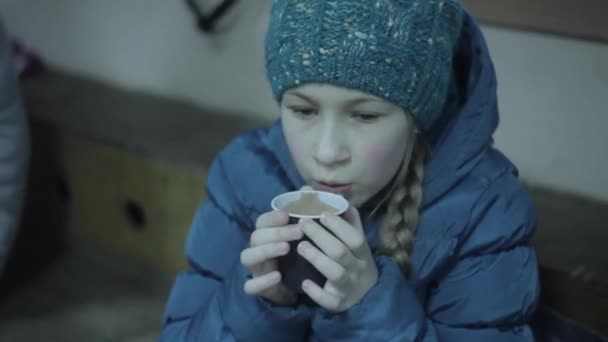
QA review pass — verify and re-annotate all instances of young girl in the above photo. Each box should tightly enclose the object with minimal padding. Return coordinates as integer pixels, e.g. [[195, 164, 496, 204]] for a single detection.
[[161, 0, 540, 340]]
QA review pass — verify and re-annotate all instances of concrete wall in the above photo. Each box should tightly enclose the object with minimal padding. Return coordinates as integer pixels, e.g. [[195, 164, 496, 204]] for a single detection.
[[1, 0, 607, 202]]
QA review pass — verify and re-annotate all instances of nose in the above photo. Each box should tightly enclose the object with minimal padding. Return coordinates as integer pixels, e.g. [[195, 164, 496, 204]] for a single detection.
[[313, 123, 350, 168]]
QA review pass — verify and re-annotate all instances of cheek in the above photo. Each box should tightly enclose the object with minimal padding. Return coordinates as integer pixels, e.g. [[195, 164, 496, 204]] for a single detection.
[[362, 143, 403, 176], [288, 141, 306, 163], [283, 123, 309, 165]]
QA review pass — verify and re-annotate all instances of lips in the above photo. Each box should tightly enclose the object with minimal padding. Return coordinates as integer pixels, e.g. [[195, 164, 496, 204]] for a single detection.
[[314, 180, 352, 193]]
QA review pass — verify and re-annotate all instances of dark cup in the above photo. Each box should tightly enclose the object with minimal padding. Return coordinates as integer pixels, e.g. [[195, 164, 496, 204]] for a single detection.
[[270, 190, 350, 293]]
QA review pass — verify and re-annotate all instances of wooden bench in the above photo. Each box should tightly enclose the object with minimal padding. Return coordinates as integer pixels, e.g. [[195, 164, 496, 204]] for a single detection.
[[18, 69, 266, 275]]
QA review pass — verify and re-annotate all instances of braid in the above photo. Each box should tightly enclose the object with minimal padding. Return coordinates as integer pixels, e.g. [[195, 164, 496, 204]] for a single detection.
[[379, 140, 427, 276]]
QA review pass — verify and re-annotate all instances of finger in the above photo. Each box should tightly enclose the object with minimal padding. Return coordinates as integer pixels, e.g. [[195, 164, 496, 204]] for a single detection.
[[301, 219, 357, 267], [240, 242, 289, 269], [320, 213, 367, 256], [256, 210, 290, 229], [298, 241, 347, 284], [244, 271, 281, 295], [250, 226, 303, 247], [302, 279, 342, 312], [342, 206, 363, 232]]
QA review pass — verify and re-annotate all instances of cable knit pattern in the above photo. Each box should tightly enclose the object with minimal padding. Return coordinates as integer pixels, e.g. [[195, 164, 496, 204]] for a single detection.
[[265, 0, 464, 132]]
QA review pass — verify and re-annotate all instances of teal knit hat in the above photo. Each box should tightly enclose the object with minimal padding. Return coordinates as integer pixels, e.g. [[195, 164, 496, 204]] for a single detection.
[[265, 0, 464, 133]]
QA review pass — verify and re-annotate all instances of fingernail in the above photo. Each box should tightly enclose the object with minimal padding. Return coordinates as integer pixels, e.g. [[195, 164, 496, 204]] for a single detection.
[[297, 242, 307, 254], [292, 227, 303, 238], [320, 212, 331, 222], [302, 280, 311, 291]]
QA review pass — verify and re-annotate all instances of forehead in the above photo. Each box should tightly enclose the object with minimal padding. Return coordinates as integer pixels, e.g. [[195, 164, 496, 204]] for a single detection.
[[283, 83, 390, 105]]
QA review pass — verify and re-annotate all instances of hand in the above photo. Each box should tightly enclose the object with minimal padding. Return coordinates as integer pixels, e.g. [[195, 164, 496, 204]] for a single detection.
[[240, 210, 303, 305], [239, 185, 311, 305], [297, 206, 378, 312]]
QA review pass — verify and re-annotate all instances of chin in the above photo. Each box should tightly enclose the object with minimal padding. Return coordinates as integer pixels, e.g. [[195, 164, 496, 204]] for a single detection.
[[344, 193, 367, 208]]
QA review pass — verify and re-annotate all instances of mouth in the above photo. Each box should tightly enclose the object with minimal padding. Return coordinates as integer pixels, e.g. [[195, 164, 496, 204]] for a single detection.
[[314, 181, 352, 194]]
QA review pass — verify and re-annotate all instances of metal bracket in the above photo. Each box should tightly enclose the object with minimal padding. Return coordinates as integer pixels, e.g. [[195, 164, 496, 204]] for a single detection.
[[185, 0, 238, 33]]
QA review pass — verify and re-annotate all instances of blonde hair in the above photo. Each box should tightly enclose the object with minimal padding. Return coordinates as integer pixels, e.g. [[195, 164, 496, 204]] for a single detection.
[[375, 136, 427, 276]]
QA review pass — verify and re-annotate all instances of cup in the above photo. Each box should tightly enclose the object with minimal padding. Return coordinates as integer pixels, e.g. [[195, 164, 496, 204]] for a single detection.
[[271, 190, 350, 293]]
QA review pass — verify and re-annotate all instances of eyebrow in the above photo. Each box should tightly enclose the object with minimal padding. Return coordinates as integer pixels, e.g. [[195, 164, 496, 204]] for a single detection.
[[285, 91, 381, 107], [285, 92, 319, 106]]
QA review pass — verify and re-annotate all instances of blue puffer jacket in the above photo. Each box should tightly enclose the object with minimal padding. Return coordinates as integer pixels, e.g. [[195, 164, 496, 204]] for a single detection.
[[160, 13, 540, 341]]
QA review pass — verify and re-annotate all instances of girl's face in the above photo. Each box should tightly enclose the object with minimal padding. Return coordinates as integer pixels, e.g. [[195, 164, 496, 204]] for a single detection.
[[281, 83, 415, 207]]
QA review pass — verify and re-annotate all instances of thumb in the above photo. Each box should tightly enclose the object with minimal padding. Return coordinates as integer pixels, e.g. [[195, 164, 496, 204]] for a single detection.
[[344, 205, 364, 232]]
